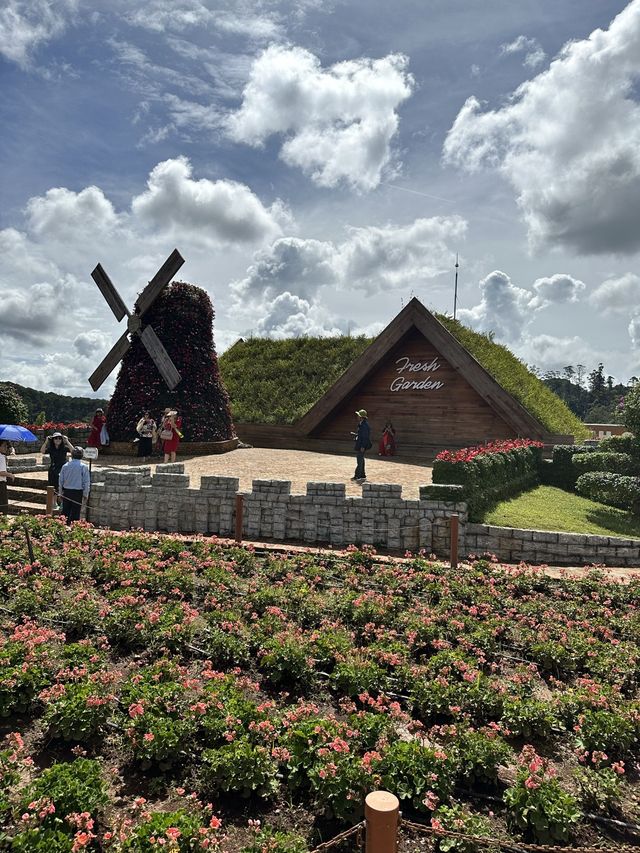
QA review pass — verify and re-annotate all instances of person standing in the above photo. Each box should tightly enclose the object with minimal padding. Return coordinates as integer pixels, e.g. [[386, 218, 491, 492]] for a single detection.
[[58, 447, 90, 523], [136, 411, 157, 462], [378, 421, 397, 456], [0, 439, 15, 483], [87, 408, 107, 448], [351, 409, 371, 482], [41, 431, 73, 507], [161, 410, 182, 463]]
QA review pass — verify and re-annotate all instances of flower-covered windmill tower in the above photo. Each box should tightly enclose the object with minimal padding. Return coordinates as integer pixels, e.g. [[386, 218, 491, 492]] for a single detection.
[[88, 250, 235, 443]]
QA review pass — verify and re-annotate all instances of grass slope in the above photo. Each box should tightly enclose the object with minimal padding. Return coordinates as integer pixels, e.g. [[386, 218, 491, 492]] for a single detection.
[[483, 485, 640, 538], [436, 316, 588, 440], [219, 317, 587, 440], [219, 336, 372, 423]]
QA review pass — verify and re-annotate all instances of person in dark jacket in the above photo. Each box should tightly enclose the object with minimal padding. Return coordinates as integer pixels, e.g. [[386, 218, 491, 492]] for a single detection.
[[40, 432, 73, 505], [351, 409, 371, 482]]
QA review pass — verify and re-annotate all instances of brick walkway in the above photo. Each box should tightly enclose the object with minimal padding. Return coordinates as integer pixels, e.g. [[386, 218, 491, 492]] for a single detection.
[[91, 447, 433, 499]]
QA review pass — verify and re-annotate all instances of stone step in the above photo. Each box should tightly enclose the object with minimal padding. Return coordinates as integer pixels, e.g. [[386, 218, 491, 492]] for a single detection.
[[7, 487, 48, 505]]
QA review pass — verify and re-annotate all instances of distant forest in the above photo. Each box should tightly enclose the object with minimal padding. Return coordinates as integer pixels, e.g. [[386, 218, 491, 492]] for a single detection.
[[537, 363, 638, 424], [5, 382, 109, 423]]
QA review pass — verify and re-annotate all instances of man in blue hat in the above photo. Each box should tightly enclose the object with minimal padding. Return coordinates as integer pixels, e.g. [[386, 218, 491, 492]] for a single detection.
[[350, 409, 371, 483]]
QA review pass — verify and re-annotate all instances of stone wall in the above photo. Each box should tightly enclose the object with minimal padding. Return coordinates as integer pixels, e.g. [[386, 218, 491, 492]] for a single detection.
[[467, 523, 640, 568], [86, 463, 640, 566], [88, 464, 467, 555]]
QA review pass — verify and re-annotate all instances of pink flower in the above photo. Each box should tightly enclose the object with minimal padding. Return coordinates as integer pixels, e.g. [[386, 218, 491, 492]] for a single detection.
[[143, 732, 155, 742], [128, 702, 144, 718]]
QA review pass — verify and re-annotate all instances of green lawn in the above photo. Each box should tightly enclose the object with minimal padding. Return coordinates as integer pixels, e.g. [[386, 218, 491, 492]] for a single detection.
[[483, 485, 640, 539]]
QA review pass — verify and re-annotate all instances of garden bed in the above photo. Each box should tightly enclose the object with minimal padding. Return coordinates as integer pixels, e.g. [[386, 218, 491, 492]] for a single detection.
[[1, 515, 639, 851]]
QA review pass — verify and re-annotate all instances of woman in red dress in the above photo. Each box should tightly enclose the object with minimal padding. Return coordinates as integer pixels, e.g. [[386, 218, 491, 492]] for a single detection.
[[161, 410, 182, 463], [378, 421, 397, 456], [87, 408, 107, 448]]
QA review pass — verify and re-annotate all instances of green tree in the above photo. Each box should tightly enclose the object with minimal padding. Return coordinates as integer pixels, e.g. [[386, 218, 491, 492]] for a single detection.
[[623, 384, 640, 437], [35, 410, 46, 426], [0, 383, 29, 424]]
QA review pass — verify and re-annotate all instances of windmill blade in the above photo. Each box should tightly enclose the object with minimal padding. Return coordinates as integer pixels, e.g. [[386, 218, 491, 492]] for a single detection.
[[88, 330, 132, 391], [136, 249, 185, 317], [140, 325, 182, 390], [91, 264, 129, 322]]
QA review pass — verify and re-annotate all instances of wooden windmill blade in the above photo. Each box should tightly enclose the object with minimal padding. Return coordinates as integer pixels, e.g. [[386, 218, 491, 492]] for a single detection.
[[140, 325, 182, 390], [88, 330, 132, 391], [91, 263, 129, 322], [136, 249, 185, 317]]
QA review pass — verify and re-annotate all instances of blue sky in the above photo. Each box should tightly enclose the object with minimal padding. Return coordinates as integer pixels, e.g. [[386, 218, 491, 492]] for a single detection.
[[1, 0, 639, 397]]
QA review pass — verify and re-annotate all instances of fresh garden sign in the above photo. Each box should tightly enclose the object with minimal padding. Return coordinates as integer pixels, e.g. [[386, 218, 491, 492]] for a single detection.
[[390, 355, 444, 391]]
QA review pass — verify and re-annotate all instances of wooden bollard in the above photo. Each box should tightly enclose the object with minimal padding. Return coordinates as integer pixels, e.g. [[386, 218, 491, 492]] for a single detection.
[[46, 485, 56, 516], [450, 512, 459, 569], [234, 494, 244, 543], [365, 791, 399, 853]]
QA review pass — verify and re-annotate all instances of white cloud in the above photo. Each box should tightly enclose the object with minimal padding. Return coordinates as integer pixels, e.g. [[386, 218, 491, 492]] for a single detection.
[[630, 315, 640, 348], [500, 35, 546, 69], [590, 273, 640, 315], [73, 330, 113, 358], [228, 45, 414, 191], [124, 0, 281, 39], [458, 270, 532, 342], [132, 157, 290, 246], [0, 0, 77, 68], [255, 291, 344, 338], [444, 1, 640, 254], [26, 186, 121, 239], [232, 216, 466, 307], [0, 275, 78, 344], [523, 333, 595, 373], [530, 273, 585, 309]]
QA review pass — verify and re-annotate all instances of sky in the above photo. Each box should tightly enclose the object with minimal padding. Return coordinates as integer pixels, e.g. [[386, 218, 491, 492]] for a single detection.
[[1, 0, 640, 399]]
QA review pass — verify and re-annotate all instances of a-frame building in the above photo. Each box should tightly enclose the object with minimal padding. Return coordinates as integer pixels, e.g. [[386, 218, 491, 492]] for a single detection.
[[294, 298, 561, 455]]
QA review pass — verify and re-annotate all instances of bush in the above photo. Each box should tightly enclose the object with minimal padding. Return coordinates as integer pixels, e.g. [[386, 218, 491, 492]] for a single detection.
[[242, 827, 309, 853], [433, 440, 543, 521], [120, 807, 222, 851], [19, 758, 109, 827], [573, 451, 637, 475], [431, 803, 494, 853], [0, 384, 28, 424], [574, 766, 624, 814], [200, 739, 279, 799], [454, 728, 513, 787], [575, 472, 640, 513], [548, 444, 597, 490], [600, 432, 640, 458]]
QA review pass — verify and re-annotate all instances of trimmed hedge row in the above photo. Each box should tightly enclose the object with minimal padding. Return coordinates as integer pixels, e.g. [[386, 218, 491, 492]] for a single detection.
[[545, 445, 597, 490], [575, 472, 640, 514], [599, 432, 640, 458], [573, 451, 637, 476], [432, 445, 542, 521]]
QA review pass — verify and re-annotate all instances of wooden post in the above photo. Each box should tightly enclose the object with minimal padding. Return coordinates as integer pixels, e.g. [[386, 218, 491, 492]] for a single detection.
[[0, 480, 7, 514], [46, 485, 56, 516], [450, 512, 459, 569], [234, 494, 244, 543], [365, 791, 399, 853]]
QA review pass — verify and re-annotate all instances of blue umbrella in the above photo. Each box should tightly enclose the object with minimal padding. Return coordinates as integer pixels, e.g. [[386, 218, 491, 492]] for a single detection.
[[0, 424, 39, 442]]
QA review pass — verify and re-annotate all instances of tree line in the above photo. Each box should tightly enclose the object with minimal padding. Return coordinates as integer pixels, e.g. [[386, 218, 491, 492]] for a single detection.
[[532, 363, 639, 424]]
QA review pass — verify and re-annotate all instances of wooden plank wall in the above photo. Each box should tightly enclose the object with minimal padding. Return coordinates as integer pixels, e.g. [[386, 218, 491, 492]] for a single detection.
[[311, 328, 517, 448]]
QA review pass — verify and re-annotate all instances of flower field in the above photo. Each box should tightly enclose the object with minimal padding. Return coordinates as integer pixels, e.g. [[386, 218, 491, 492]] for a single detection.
[[1, 516, 639, 851]]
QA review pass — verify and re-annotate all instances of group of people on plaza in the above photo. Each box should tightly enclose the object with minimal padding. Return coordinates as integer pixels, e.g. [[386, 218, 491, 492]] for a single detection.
[[30, 406, 183, 523]]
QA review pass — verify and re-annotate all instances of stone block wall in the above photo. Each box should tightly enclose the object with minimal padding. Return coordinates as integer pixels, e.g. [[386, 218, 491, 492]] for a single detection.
[[88, 464, 467, 555], [467, 523, 640, 567], [86, 464, 640, 566]]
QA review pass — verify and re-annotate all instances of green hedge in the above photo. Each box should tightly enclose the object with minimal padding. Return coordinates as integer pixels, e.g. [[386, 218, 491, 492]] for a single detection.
[[432, 445, 542, 521], [573, 451, 637, 476], [575, 472, 640, 514], [419, 484, 465, 503], [599, 433, 640, 458], [548, 445, 597, 490]]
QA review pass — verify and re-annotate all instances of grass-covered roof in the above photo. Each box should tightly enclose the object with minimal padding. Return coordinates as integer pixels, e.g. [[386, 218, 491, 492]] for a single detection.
[[218, 319, 588, 439]]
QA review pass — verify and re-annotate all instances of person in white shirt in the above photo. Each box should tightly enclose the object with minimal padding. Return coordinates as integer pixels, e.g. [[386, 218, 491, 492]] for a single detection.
[[0, 439, 15, 482]]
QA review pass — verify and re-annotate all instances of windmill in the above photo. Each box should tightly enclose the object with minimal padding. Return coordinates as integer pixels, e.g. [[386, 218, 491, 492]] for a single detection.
[[88, 249, 185, 392]]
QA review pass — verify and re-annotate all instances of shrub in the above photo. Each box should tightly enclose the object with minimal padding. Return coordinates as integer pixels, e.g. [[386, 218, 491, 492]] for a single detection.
[[454, 728, 513, 787], [573, 709, 636, 759], [200, 739, 279, 799], [549, 444, 597, 490], [242, 827, 309, 853], [10, 828, 75, 851], [500, 698, 562, 741], [375, 740, 457, 812], [504, 750, 581, 843], [572, 451, 637, 475], [600, 432, 640, 458], [0, 384, 28, 425], [430, 803, 494, 853], [120, 807, 222, 851], [433, 440, 543, 520], [575, 472, 640, 513], [574, 765, 624, 814], [19, 758, 109, 827]]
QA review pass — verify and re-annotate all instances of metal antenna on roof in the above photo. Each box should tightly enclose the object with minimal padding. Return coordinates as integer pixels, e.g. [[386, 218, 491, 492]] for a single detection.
[[453, 253, 459, 320]]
